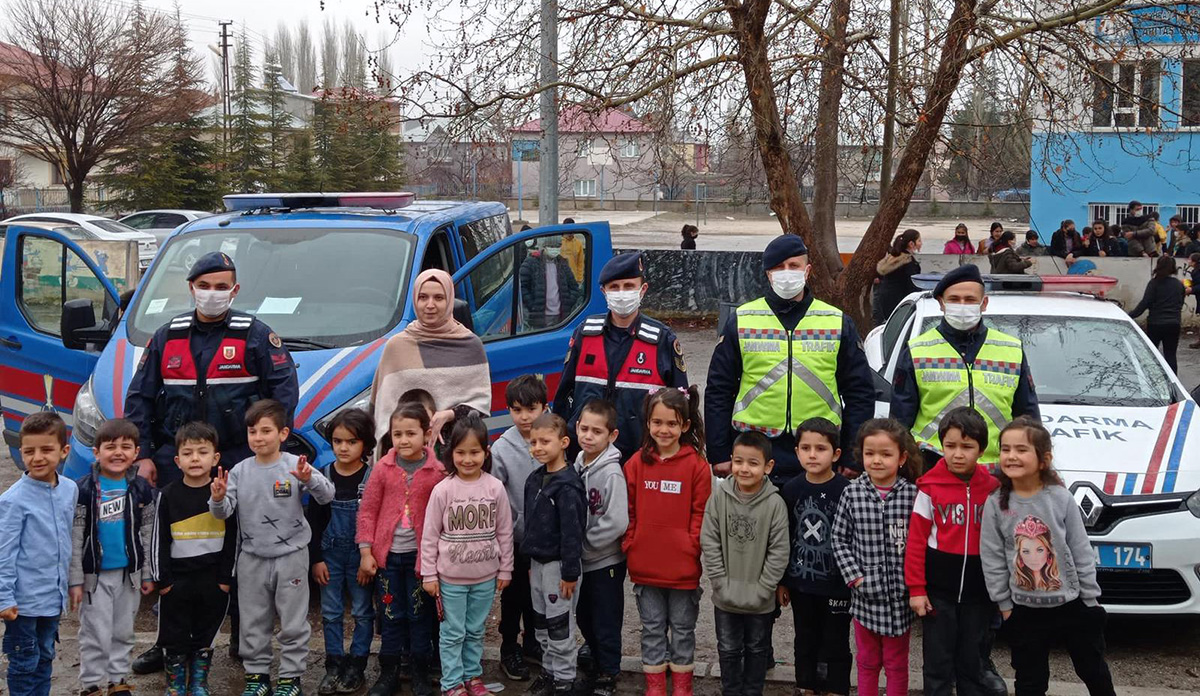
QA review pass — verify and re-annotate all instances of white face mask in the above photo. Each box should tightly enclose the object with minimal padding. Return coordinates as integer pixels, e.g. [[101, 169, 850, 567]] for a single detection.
[[544, 247, 561, 259], [943, 302, 982, 331], [769, 269, 807, 299], [193, 288, 235, 317], [605, 288, 642, 316]]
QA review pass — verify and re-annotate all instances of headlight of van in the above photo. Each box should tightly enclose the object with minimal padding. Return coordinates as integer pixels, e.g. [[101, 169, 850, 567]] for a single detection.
[[73, 378, 105, 447], [314, 387, 372, 442], [1186, 490, 1200, 518]]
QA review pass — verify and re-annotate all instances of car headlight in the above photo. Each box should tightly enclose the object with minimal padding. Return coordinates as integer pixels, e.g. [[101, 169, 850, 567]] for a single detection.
[[73, 377, 105, 447], [313, 387, 372, 442], [1186, 490, 1200, 518]]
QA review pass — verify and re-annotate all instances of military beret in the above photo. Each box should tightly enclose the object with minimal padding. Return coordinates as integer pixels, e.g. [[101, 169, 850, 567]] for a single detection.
[[762, 234, 808, 272], [599, 252, 645, 285], [187, 251, 237, 281], [933, 263, 984, 298]]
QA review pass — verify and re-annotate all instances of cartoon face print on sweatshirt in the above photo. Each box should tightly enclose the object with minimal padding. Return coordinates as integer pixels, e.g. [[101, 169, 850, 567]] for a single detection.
[[1013, 515, 1063, 592]]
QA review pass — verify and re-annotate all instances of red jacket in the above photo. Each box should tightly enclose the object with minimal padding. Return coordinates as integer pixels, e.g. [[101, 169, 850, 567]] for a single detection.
[[356, 447, 448, 574], [904, 459, 999, 602], [622, 444, 712, 590]]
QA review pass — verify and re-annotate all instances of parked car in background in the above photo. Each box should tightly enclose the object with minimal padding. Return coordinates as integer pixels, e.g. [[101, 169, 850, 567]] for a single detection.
[[3, 212, 158, 271], [118, 209, 211, 245]]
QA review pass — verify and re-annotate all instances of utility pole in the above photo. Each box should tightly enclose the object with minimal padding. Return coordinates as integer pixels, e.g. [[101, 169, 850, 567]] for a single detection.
[[538, 0, 559, 226], [219, 21, 234, 160], [880, 0, 901, 200]]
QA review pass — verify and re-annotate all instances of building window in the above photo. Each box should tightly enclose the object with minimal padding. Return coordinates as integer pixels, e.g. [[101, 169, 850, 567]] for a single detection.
[[621, 139, 640, 158], [577, 139, 593, 158], [1088, 202, 1159, 226], [0, 158, 11, 184], [51, 163, 64, 185], [1184, 61, 1200, 128], [1092, 61, 1160, 129], [573, 179, 597, 197], [1177, 205, 1200, 225]]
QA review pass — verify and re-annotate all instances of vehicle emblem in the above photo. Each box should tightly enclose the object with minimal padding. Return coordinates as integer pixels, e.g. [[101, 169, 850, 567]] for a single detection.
[[1071, 483, 1104, 528], [223, 346, 236, 360]]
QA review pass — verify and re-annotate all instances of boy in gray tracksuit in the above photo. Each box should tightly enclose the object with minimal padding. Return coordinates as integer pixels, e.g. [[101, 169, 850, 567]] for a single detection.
[[209, 400, 334, 696], [572, 400, 629, 696]]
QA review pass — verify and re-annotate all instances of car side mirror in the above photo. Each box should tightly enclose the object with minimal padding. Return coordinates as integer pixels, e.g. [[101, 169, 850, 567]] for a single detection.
[[61, 298, 112, 351], [453, 298, 474, 333], [872, 369, 893, 402]]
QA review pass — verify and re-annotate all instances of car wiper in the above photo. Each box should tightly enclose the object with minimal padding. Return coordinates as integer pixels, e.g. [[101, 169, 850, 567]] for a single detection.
[[281, 337, 334, 350]]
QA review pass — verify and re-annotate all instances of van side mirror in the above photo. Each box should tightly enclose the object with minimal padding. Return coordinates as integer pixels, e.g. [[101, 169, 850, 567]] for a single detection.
[[453, 298, 474, 333], [61, 298, 112, 351]]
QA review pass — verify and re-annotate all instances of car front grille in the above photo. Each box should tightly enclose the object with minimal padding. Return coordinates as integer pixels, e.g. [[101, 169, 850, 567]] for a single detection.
[[1098, 569, 1192, 606], [1089, 499, 1186, 534]]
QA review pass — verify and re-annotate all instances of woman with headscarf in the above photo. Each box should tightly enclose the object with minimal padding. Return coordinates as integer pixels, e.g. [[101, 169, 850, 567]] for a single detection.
[[370, 269, 492, 451]]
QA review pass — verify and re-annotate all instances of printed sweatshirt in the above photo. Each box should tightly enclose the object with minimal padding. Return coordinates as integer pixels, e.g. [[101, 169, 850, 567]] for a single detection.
[[151, 479, 237, 589], [780, 473, 851, 598], [420, 473, 515, 585], [357, 447, 448, 574], [209, 452, 335, 558], [700, 477, 790, 615], [522, 464, 587, 582], [492, 426, 540, 546], [574, 443, 629, 572], [980, 485, 1101, 612], [905, 460, 999, 602], [622, 444, 712, 590]]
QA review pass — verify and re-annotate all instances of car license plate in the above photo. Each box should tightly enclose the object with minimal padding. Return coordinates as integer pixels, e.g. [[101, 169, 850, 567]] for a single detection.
[[1093, 543, 1152, 570]]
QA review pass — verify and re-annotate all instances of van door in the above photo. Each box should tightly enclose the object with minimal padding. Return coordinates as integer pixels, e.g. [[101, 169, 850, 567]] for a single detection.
[[451, 222, 612, 431], [0, 226, 126, 457]]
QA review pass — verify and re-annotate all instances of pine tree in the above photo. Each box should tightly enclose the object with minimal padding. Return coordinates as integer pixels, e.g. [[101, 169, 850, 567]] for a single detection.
[[227, 31, 269, 193], [262, 52, 293, 190], [283, 131, 320, 191]]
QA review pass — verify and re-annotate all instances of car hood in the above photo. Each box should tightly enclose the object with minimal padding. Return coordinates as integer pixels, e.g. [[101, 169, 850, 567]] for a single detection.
[[1043, 401, 1198, 495]]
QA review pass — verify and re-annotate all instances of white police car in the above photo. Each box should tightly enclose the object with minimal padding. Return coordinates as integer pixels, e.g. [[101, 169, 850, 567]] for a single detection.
[[866, 275, 1200, 614]]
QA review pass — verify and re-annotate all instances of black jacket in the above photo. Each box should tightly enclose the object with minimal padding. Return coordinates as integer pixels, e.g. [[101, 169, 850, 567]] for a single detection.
[[988, 247, 1032, 274], [1049, 229, 1079, 259], [522, 465, 587, 581], [873, 253, 921, 325], [73, 470, 157, 582], [519, 254, 580, 322], [1130, 276, 1185, 327], [890, 319, 1040, 432]]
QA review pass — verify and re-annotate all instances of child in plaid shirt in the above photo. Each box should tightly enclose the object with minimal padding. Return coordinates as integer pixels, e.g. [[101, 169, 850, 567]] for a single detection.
[[831, 419, 920, 696]]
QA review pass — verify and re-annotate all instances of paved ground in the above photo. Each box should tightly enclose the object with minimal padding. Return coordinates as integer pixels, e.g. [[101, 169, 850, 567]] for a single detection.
[[3, 327, 1200, 694]]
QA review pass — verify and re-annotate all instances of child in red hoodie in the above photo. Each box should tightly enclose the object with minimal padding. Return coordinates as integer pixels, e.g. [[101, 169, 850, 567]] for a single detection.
[[623, 386, 711, 696], [905, 407, 999, 696]]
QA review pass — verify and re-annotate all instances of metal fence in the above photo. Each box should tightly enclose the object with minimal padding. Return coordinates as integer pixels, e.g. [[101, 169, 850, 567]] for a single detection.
[[0, 187, 110, 217]]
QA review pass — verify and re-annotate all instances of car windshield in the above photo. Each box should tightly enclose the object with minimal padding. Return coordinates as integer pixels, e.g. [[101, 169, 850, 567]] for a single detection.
[[90, 220, 142, 236], [920, 314, 1177, 408], [128, 226, 415, 349]]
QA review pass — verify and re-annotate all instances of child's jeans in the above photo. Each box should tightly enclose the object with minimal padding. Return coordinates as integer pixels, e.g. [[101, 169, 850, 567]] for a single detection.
[[2, 614, 59, 696], [853, 619, 910, 696], [377, 551, 433, 661], [320, 547, 375, 658], [789, 591, 851, 695], [713, 608, 773, 696], [531, 560, 581, 682], [632, 584, 702, 668], [78, 570, 139, 689], [438, 579, 496, 691]]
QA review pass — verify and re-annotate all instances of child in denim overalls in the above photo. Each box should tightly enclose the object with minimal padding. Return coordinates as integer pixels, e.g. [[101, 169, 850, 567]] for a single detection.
[[307, 409, 376, 694]]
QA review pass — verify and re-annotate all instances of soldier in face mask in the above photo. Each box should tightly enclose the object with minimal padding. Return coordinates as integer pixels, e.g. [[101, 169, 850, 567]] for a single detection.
[[704, 234, 875, 486], [552, 251, 688, 460]]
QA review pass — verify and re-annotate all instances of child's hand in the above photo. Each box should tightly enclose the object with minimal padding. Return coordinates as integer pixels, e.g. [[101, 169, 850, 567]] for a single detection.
[[776, 586, 790, 608], [910, 595, 933, 617], [141, 581, 156, 596], [358, 555, 378, 586], [497, 578, 510, 592], [560, 579, 577, 599], [218, 584, 230, 593], [292, 455, 313, 483], [210, 467, 228, 502], [69, 586, 83, 612], [0, 606, 17, 621], [423, 580, 440, 598], [430, 409, 455, 443], [158, 585, 172, 596], [312, 562, 330, 586], [1001, 609, 1012, 621], [850, 577, 864, 589]]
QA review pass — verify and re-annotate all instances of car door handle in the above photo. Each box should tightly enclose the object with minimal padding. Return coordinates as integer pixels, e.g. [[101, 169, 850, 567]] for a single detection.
[[0, 336, 21, 350]]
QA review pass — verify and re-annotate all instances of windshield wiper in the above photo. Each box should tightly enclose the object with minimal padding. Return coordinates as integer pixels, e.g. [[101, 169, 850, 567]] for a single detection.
[[281, 337, 334, 350]]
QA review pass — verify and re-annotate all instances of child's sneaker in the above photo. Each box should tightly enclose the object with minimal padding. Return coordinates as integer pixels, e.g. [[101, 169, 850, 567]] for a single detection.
[[81, 687, 103, 696], [464, 677, 490, 696], [272, 677, 303, 696], [442, 686, 469, 696], [501, 645, 531, 681], [241, 674, 271, 696], [525, 672, 552, 696], [591, 674, 617, 696], [106, 681, 134, 696]]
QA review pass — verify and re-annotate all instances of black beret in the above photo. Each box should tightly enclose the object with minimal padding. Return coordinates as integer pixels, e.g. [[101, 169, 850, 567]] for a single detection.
[[762, 234, 808, 271], [933, 264, 984, 298], [187, 251, 237, 281], [599, 252, 645, 285]]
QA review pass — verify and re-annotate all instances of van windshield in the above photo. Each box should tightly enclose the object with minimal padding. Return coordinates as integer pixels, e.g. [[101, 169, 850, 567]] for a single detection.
[[128, 226, 415, 348]]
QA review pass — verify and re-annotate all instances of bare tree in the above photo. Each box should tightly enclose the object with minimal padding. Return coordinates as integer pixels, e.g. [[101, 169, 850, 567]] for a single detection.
[[273, 24, 297, 88], [295, 22, 318, 92], [0, 0, 183, 212], [320, 18, 339, 89]]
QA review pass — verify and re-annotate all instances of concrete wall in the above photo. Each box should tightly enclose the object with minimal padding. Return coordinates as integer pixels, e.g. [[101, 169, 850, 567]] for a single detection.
[[509, 198, 1031, 220]]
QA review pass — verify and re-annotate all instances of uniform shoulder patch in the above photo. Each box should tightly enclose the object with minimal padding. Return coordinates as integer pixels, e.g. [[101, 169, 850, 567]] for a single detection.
[[268, 332, 283, 348]]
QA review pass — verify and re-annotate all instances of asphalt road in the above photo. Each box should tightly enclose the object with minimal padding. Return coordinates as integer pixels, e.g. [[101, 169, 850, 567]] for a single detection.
[[3, 326, 1200, 694]]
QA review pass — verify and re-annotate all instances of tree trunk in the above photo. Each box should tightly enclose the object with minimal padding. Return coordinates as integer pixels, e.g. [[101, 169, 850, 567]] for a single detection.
[[832, 0, 978, 330], [810, 0, 852, 286], [67, 179, 85, 213]]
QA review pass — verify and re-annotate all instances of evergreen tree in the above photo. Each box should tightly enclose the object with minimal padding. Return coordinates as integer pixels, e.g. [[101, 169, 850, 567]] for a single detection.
[[262, 52, 293, 189], [283, 131, 320, 191], [227, 31, 269, 192]]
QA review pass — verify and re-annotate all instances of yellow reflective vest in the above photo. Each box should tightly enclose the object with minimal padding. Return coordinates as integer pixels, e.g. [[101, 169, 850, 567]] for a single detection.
[[908, 325, 1025, 464], [732, 297, 843, 437]]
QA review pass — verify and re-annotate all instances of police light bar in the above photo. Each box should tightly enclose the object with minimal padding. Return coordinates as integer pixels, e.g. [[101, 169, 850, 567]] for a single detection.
[[222, 192, 416, 212], [911, 273, 1119, 296]]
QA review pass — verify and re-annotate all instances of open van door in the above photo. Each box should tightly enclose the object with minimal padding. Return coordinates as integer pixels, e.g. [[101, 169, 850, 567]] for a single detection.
[[0, 223, 134, 461], [452, 222, 613, 432]]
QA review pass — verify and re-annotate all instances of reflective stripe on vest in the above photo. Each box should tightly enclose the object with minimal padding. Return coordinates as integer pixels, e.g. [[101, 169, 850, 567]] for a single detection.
[[731, 297, 843, 437], [909, 326, 1024, 464]]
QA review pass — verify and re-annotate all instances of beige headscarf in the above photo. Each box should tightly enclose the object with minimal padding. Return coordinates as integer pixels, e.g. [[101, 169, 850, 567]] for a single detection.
[[402, 269, 475, 341]]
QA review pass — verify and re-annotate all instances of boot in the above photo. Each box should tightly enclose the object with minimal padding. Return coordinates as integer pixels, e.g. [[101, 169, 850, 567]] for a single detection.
[[643, 670, 668, 696], [668, 666, 694, 696], [164, 652, 190, 696], [367, 655, 401, 696], [189, 649, 214, 696], [980, 628, 1009, 696], [337, 656, 368, 693], [590, 674, 616, 696], [411, 656, 434, 696], [319, 656, 344, 696], [132, 645, 164, 675]]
